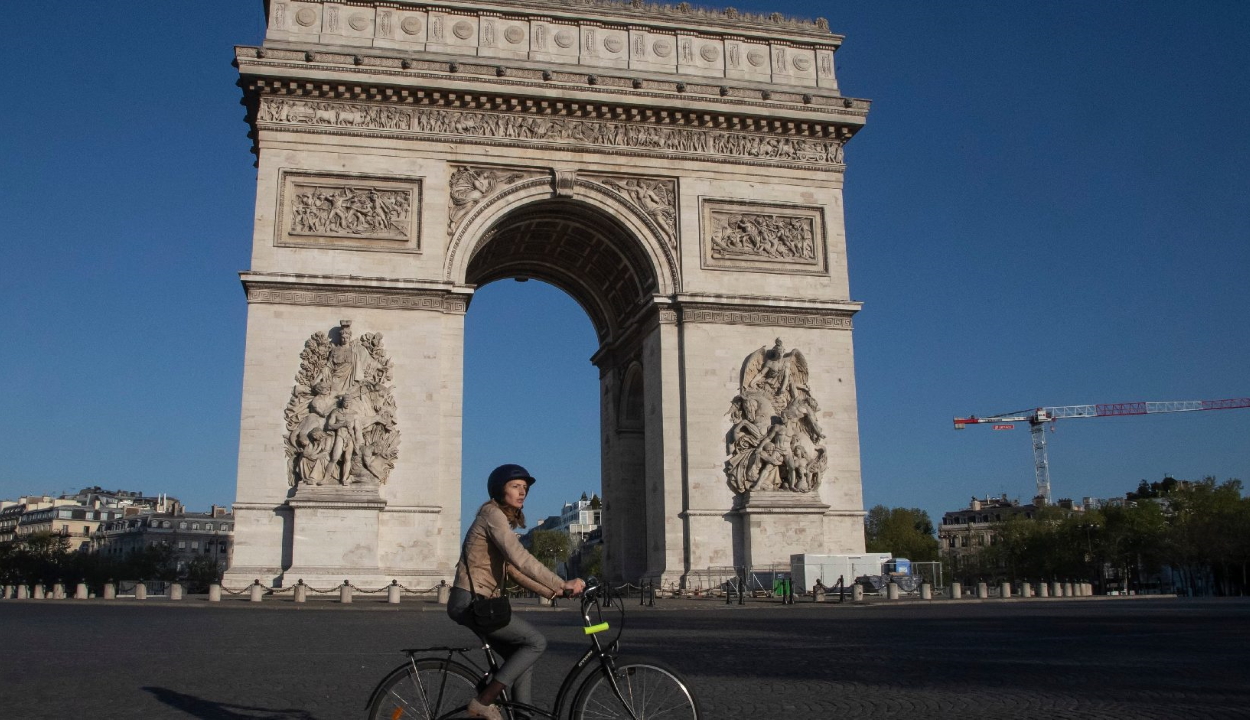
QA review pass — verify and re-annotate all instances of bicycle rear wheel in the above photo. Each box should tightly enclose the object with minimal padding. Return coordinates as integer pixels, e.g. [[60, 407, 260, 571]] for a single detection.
[[369, 658, 480, 720], [572, 661, 700, 720]]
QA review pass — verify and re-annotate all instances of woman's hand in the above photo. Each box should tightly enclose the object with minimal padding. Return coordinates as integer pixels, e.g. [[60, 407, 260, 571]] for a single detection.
[[562, 578, 587, 597]]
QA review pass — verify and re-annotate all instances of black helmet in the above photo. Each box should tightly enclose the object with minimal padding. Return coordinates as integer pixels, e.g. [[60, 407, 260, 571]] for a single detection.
[[488, 464, 535, 500]]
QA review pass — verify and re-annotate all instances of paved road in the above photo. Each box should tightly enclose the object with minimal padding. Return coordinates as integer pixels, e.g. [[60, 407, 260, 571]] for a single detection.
[[1, 595, 1247, 719]]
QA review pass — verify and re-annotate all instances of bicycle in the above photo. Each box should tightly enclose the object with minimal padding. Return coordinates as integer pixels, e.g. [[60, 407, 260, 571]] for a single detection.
[[366, 581, 700, 720]]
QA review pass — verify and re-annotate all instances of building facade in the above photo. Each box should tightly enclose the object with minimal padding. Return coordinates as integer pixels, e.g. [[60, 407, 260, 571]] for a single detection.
[[93, 506, 235, 573]]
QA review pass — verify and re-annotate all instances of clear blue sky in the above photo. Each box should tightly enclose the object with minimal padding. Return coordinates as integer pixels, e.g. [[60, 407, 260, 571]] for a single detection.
[[2, 2, 1247, 536]]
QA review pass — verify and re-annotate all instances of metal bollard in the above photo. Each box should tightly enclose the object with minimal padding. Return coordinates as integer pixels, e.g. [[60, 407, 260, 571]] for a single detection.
[[75, 583, 88, 600], [851, 583, 864, 602], [340, 581, 353, 604], [950, 582, 962, 600], [294, 581, 307, 603], [103, 583, 116, 599], [135, 582, 147, 600], [976, 582, 988, 599], [920, 583, 932, 600], [886, 581, 900, 600], [250, 581, 264, 602], [208, 584, 222, 602], [1000, 581, 1012, 599], [170, 583, 184, 601], [388, 580, 401, 604]]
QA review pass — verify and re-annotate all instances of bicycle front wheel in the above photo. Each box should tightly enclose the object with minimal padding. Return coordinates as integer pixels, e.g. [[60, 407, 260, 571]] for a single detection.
[[572, 662, 700, 720], [369, 658, 480, 720]]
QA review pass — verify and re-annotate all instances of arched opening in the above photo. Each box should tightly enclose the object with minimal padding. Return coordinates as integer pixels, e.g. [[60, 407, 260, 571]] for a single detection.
[[461, 198, 662, 582]]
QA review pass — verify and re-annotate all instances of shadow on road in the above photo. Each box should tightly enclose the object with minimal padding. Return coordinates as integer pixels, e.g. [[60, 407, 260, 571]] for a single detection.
[[143, 687, 326, 720]]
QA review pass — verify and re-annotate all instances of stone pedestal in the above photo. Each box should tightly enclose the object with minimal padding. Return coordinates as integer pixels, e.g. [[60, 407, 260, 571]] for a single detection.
[[75, 583, 88, 600], [282, 487, 388, 588], [851, 583, 864, 602], [16, 585, 29, 599], [732, 491, 831, 569], [134, 583, 147, 600], [209, 584, 222, 602], [976, 582, 988, 599], [437, 583, 450, 605], [1000, 582, 1012, 599], [103, 583, 116, 599], [170, 583, 184, 601], [920, 583, 932, 600], [387, 584, 401, 604], [950, 582, 962, 600]]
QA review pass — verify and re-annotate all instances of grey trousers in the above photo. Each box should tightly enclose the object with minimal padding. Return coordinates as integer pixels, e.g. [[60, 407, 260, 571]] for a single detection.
[[448, 587, 548, 708]]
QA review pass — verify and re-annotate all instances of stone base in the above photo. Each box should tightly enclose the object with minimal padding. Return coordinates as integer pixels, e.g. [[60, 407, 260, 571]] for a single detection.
[[280, 486, 390, 588], [732, 491, 830, 569]]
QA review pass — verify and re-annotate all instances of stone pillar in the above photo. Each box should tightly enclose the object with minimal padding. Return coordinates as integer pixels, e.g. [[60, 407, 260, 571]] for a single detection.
[[75, 583, 88, 600], [103, 583, 116, 599], [294, 582, 307, 603], [814, 589, 827, 603], [1085, 582, 1094, 596], [1000, 581, 1011, 599], [1021, 582, 1033, 598], [31, 584, 44, 599], [1036, 582, 1048, 598], [437, 582, 450, 605], [209, 584, 222, 602], [16, 585, 29, 599], [886, 581, 900, 600], [920, 583, 932, 600], [387, 583, 401, 604], [950, 582, 962, 600], [170, 583, 184, 601], [851, 583, 864, 602], [1064, 582, 1074, 597], [976, 582, 988, 599], [134, 583, 147, 600], [2, 584, 10, 599], [249, 582, 264, 602], [339, 582, 353, 604], [52, 583, 66, 599]]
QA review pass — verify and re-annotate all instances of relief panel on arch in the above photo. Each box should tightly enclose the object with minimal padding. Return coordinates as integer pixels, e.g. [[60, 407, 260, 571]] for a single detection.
[[700, 199, 827, 275], [276, 170, 421, 253]]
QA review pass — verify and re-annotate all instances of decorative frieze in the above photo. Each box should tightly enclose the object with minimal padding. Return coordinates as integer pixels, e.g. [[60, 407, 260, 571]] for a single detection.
[[245, 285, 468, 314], [277, 170, 421, 253], [680, 307, 852, 330], [256, 96, 845, 171], [585, 174, 678, 250], [701, 199, 827, 274], [447, 165, 544, 234]]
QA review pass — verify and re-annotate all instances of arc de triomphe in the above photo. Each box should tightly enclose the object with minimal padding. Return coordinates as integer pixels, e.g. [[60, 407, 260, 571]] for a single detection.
[[225, 0, 869, 589]]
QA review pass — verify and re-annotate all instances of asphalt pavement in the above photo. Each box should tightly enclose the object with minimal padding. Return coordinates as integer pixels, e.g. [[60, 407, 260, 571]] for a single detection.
[[1, 594, 1247, 719]]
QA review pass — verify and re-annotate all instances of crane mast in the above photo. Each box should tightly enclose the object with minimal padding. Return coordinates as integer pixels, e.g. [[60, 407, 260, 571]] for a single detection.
[[954, 397, 1250, 504]]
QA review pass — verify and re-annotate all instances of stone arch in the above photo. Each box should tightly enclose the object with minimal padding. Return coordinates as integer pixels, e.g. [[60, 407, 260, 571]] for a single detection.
[[445, 177, 680, 316]]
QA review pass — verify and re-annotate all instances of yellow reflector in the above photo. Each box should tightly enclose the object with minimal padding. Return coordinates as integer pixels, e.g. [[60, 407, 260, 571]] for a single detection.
[[583, 622, 610, 635]]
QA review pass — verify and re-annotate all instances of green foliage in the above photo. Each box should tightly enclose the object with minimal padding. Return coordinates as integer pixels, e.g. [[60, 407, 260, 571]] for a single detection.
[[864, 505, 940, 562], [956, 477, 1250, 596], [581, 545, 603, 579], [530, 530, 571, 571]]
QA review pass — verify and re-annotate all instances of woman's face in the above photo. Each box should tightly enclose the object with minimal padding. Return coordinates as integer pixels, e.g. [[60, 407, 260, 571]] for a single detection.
[[502, 479, 529, 510]]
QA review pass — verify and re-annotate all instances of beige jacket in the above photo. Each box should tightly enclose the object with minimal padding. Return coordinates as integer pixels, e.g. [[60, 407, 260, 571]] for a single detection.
[[454, 500, 565, 599]]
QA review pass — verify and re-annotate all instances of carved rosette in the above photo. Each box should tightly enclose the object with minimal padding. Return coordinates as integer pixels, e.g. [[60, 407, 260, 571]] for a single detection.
[[587, 174, 678, 251], [447, 165, 544, 234], [283, 320, 400, 488], [724, 339, 827, 496]]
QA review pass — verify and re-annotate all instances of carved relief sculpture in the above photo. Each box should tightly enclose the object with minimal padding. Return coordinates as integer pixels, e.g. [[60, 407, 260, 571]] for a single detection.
[[290, 184, 411, 240], [595, 175, 678, 249], [448, 166, 531, 232], [725, 339, 826, 495], [284, 320, 400, 488], [710, 212, 814, 261]]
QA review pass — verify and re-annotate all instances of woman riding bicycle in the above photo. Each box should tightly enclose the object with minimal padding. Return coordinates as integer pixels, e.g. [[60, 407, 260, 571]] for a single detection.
[[449, 463, 586, 720]]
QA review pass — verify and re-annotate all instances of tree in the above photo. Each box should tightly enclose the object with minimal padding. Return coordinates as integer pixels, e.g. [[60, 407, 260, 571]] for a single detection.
[[864, 506, 939, 562], [530, 530, 571, 572]]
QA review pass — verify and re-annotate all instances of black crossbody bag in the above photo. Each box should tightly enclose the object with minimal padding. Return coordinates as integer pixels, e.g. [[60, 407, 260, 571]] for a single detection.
[[462, 546, 511, 633]]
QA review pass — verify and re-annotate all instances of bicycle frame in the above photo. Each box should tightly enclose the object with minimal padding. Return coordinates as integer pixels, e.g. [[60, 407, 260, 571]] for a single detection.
[[367, 585, 640, 720]]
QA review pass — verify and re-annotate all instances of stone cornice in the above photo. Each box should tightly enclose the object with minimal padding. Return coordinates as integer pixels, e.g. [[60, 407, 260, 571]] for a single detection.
[[241, 271, 470, 313], [237, 47, 870, 118]]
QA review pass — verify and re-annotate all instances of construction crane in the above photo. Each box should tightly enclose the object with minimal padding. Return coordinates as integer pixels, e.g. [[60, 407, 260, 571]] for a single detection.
[[954, 397, 1250, 504]]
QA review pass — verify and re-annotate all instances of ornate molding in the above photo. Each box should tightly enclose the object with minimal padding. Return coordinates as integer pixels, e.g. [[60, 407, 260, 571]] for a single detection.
[[700, 199, 826, 274], [583, 173, 678, 251], [679, 305, 853, 330], [278, 170, 421, 253], [244, 282, 468, 314], [254, 96, 846, 172], [447, 165, 545, 234]]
